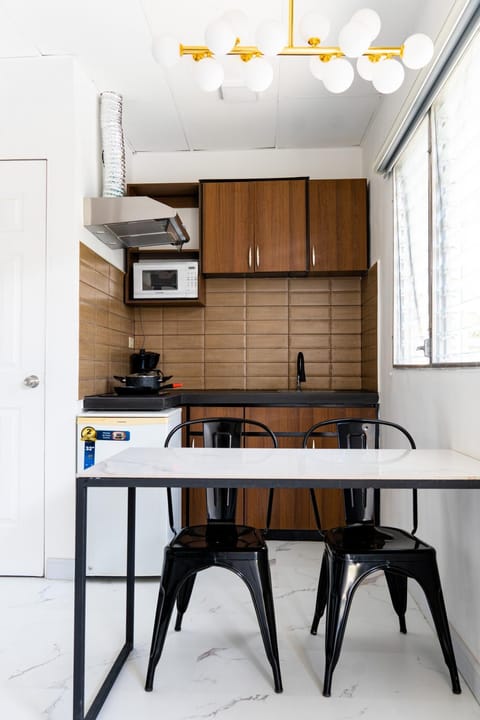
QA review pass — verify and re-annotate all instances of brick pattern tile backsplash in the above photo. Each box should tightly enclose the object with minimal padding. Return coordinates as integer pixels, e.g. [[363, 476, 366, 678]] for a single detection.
[[135, 276, 363, 391], [79, 244, 134, 397], [79, 245, 375, 397]]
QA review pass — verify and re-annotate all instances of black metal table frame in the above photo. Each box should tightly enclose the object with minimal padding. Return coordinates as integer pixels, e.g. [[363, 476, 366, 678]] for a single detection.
[[74, 474, 267, 720], [74, 479, 136, 720], [73, 454, 480, 720], [73, 472, 336, 720]]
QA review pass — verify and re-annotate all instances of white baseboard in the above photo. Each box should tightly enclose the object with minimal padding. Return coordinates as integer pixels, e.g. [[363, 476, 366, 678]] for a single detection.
[[409, 583, 480, 704], [46, 557, 75, 580]]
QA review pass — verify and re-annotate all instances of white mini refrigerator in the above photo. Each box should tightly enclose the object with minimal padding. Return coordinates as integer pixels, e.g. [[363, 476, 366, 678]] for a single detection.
[[76, 408, 182, 576]]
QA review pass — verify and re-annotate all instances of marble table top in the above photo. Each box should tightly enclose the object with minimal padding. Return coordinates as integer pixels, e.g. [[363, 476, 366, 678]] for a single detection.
[[77, 447, 480, 489]]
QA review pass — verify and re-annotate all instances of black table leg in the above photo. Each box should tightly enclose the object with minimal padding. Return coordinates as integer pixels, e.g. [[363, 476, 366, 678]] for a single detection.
[[73, 478, 88, 720], [73, 482, 136, 720], [126, 487, 136, 645]]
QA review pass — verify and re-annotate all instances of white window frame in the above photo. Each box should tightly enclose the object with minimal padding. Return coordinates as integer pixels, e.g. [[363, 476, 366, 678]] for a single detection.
[[393, 29, 480, 369]]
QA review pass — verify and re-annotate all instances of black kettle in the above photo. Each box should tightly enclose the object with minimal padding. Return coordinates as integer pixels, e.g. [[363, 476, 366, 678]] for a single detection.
[[130, 348, 160, 373]]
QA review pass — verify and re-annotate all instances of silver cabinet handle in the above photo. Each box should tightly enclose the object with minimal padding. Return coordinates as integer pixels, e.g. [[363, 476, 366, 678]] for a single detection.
[[256, 246, 260, 268], [312, 246, 316, 267], [248, 246, 252, 269], [24, 374, 40, 388]]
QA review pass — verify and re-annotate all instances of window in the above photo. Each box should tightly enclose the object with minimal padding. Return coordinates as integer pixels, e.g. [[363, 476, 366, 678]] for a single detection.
[[393, 29, 480, 366]]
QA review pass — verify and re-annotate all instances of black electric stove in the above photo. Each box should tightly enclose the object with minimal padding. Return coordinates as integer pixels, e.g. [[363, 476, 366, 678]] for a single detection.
[[82, 391, 182, 411]]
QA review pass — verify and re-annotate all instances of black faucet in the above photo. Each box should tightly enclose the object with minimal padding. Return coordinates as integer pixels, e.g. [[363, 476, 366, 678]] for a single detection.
[[296, 352, 306, 391]]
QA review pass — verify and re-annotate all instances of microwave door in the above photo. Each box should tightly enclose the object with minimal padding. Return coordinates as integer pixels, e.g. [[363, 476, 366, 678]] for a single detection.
[[144, 269, 178, 292]]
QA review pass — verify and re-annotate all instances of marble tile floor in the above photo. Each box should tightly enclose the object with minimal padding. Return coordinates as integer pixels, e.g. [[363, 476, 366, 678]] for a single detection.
[[1, 541, 479, 720]]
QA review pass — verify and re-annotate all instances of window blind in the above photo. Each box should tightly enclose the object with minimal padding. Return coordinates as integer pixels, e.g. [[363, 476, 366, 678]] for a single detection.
[[376, 1, 480, 177]]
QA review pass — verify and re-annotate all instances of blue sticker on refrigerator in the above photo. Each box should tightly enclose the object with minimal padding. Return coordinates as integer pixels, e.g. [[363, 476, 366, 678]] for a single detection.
[[80, 425, 130, 469]]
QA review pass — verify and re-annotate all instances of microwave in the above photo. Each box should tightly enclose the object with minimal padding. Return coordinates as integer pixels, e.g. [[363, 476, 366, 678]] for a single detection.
[[132, 259, 199, 300]]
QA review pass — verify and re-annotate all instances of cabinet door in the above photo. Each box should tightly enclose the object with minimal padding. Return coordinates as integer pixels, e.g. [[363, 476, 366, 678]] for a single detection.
[[309, 179, 368, 272], [243, 406, 377, 531], [201, 182, 255, 273], [254, 179, 307, 272], [183, 406, 245, 524]]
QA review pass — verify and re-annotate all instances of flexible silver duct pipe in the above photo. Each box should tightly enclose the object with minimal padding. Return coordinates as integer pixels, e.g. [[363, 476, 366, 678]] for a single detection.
[[100, 91, 126, 197]]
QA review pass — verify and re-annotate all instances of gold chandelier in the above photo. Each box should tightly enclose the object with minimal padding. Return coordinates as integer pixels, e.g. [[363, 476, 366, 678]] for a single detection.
[[152, 0, 434, 94]]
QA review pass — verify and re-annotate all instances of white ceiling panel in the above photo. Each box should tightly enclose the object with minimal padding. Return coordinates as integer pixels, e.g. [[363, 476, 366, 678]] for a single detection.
[[180, 95, 279, 151], [277, 95, 380, 148]]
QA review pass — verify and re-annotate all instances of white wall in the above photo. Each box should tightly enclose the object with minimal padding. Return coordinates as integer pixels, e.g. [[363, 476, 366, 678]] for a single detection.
[[0, 56, 82, 570], [131, 147, 364, 183], [0, 55, 126, 573], [363, 0, 480, 699]]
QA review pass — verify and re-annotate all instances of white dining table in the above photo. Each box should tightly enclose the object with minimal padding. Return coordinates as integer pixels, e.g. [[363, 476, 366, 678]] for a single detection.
[[73, 446, 480, 720]]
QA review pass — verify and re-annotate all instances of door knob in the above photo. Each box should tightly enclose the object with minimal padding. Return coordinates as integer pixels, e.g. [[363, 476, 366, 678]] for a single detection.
[[23, 374, 40, 388]]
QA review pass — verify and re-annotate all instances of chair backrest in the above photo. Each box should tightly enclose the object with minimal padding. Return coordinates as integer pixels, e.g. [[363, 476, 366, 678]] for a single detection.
[[164, 417, 278, 532], [303, 418, 417, 533]]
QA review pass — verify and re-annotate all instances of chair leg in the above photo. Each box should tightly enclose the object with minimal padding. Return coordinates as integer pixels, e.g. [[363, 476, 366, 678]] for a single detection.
[[174, 574, 196, 631], [265, 489, 275, 531], [414, 559, 461, 694], [145, 553, 193, 692], [236, 552, 283, 693], [309, 488, 322, 531], [323, 554, 363, 697], [311, 551, 328, 635], [384, 570, 408, 634]]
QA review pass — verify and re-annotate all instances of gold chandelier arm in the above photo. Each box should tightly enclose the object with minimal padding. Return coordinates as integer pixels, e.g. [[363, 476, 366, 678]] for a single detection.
[[180, 43, 405, 62], [179, 0, 404, 63], [288, 0, 295, 48]]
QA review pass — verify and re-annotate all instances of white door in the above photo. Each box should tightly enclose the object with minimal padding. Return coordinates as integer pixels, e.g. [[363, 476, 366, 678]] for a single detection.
[[0, 160, 46, 575]]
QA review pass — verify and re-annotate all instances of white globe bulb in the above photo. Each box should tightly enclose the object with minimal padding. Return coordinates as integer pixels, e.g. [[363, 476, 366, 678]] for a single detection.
[[309, 56, 325, 80], [323, 58, 354, 93], [205, 19, 236, 56], [151, 35, 179, 68], [245, 57, 274, 92], [339, 22, 371, 58], [221, 10, 250, 42], [356, 55, 374, 81], [194, 57, 224, 92], [402, 33, 434, 69], [372, 58, 405, 93], [255, 19, 285, 56], [299, 12, 330, 44], [351, 8, 381, 42]]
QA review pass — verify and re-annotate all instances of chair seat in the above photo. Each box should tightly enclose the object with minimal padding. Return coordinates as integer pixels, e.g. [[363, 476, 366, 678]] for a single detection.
[[172, 523, 265, 550], [324, 523, 432, 554]]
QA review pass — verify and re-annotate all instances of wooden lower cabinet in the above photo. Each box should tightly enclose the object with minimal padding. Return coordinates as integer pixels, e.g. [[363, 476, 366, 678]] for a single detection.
[[183, 405, 377, 532], [243, 407, 377, 532]]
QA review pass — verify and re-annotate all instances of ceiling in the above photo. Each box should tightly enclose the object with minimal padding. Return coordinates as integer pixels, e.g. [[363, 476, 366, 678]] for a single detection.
[[0, 0, 444, 153]]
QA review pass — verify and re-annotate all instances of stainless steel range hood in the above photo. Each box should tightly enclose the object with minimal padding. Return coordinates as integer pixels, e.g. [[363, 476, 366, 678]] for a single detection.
[[84, 196, 190, 249]]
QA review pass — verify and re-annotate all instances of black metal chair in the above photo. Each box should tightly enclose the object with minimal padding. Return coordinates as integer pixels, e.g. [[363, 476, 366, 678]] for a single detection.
[[303, 418, 460, 697], [145, 417, 282, 694]]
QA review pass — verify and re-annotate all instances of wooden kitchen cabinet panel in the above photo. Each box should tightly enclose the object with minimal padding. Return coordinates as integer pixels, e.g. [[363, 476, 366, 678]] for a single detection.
[[201, 181, 255, 274], [309, 179, 368, 273], [201, 178, 308, 274], [243, 406, 377, 532], [254, 179, 307, 272]]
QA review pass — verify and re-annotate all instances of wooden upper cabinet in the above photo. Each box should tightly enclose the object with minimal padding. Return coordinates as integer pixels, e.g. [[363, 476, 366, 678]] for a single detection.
[[254, 179, 307, 272], [201, 181, 255, 274], [309, 179, 368, 273], [201, 178, 308, 274]]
